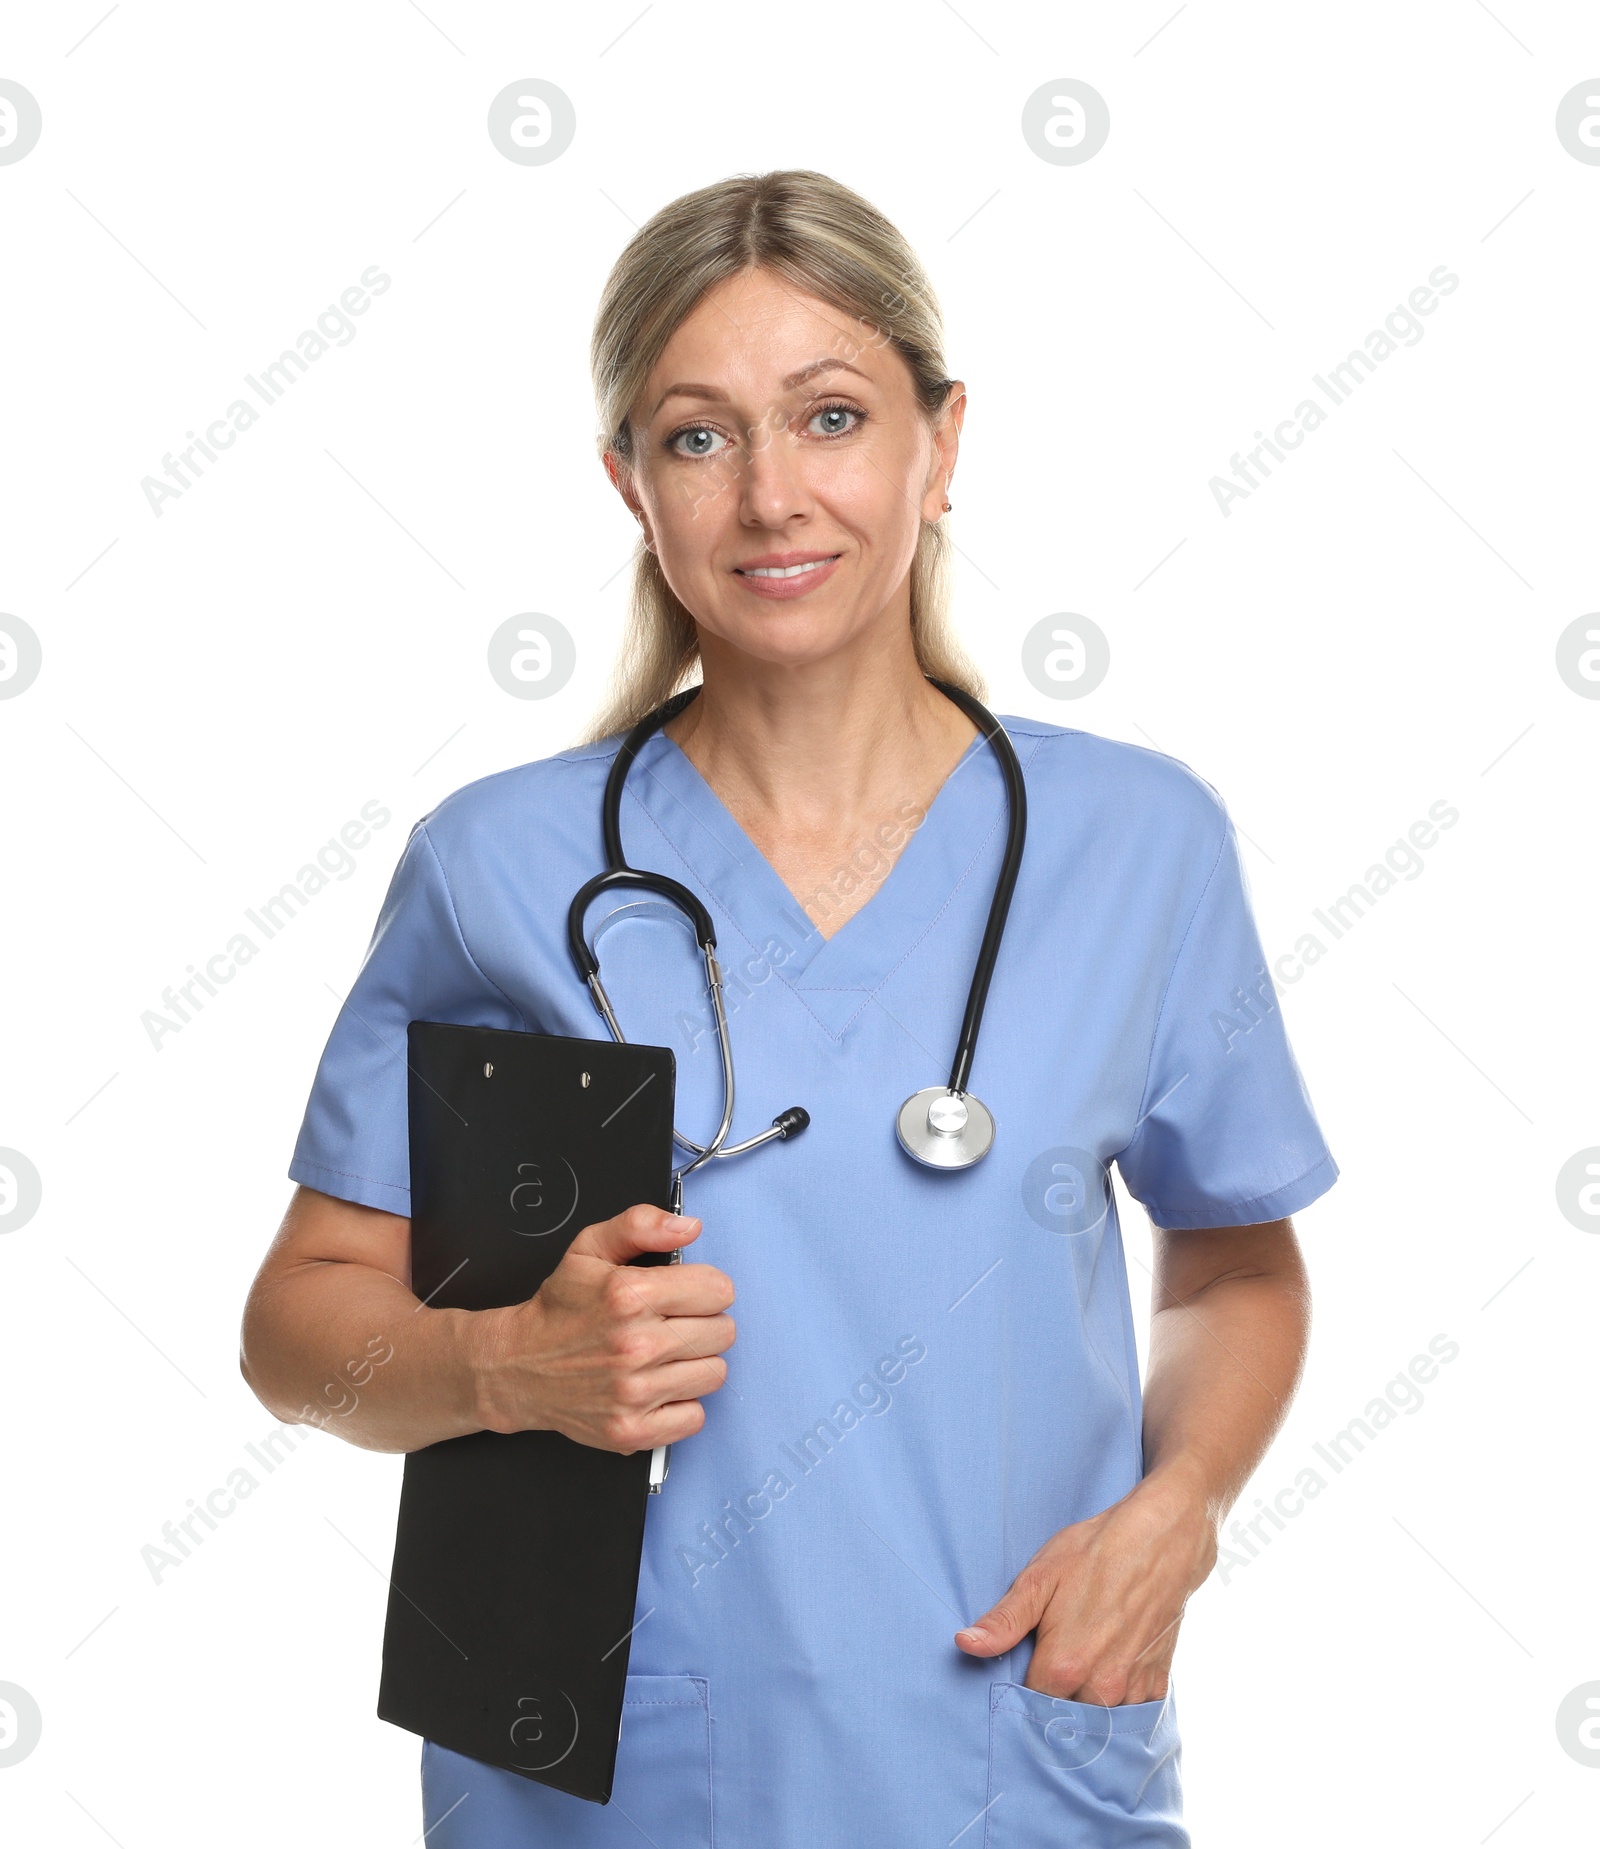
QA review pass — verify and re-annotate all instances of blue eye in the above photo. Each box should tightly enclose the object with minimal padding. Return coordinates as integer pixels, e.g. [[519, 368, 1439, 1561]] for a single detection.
[[669, 425, 729, 458], [808, 403, 862, 437]]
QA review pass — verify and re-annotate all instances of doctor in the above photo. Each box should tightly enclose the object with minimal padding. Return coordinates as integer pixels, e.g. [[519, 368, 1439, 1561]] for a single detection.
[[240, 169, 1337, 1846]]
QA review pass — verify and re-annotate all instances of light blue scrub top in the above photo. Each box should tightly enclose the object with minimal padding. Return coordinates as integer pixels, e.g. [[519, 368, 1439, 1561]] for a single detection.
[[290, 713, 1337, 1849]]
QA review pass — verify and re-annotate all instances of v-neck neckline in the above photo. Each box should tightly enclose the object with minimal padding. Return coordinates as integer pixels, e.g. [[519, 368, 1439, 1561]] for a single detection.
[[616, 721, 1021, 1038]]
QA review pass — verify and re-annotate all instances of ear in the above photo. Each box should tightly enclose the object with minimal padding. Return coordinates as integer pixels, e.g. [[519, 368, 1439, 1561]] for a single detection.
[[603, 449, 657, 554], [921, 381, 966, 521]]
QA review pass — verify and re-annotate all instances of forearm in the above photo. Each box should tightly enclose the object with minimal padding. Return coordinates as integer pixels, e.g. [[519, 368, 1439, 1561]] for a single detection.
[[957, 1227, 1312, 1697], [240, 1258, 498, 1454], [1139, 1254, 1311, 1529]]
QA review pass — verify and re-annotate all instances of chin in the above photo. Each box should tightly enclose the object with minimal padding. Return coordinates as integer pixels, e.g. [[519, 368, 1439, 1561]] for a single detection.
[[704, 582, 891, 658], [707, 609, 863, 668]]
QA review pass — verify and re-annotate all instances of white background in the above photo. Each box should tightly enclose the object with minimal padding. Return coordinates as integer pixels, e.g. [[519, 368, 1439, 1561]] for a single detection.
[[1, 2, 1596, 1843]]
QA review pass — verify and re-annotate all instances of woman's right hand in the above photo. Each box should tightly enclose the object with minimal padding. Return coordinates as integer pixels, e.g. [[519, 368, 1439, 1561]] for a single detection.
[[472, 1204, 736, 1454]]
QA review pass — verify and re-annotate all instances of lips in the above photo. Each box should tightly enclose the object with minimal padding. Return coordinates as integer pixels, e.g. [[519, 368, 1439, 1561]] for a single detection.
[[733, 551, 842, 579], [729, 549, 844, 601]]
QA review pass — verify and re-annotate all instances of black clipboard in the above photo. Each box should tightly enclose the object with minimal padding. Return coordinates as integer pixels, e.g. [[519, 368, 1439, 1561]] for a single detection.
[[376, 1019, 677, 1805]]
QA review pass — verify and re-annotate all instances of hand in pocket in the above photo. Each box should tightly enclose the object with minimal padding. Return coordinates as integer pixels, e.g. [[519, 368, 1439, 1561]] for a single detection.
[[955, 1476, 1216, 1704]]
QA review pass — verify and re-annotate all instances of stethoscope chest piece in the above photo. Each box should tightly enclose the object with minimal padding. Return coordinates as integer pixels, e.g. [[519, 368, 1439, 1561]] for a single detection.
[[896, 1086, 995, 1170]]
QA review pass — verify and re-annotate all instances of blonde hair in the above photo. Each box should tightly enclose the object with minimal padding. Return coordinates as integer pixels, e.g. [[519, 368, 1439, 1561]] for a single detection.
[[578, 169, 983, 745]]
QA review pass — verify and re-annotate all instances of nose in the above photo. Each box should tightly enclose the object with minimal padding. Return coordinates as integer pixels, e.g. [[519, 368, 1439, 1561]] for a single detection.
[[738, 420, 813, 531]]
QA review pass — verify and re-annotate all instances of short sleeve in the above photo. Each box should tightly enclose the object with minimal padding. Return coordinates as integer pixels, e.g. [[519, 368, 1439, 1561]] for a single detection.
[[288, 821, 526, 1215], [1114, 808, 1338, 1229]]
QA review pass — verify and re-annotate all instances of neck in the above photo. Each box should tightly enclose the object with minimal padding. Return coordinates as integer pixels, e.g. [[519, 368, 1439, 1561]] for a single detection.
[[662, 624, 978, 837]]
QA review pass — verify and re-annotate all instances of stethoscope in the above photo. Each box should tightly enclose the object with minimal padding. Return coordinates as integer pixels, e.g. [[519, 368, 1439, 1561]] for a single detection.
[[565, 675, 1027, 1193], [566, 676, 1025, 1491]]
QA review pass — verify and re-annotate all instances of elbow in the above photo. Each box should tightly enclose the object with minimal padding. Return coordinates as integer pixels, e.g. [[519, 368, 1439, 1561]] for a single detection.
[[238, 1350, 287, 1425], [238, 1339, 269, 1410], [237, 1286, 301, 1428]]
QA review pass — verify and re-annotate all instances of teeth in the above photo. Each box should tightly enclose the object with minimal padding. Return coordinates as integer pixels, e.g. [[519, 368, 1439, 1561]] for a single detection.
[[741, 557, 835, 578]]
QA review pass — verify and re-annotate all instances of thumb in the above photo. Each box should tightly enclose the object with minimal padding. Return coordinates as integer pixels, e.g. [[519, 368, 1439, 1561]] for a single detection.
[[567, 1202, 700, 1266], [956, 1573, 1044, 1657]]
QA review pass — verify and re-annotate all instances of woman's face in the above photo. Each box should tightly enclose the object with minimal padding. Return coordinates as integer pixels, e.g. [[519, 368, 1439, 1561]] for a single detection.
[[609, 266, 962, 670]]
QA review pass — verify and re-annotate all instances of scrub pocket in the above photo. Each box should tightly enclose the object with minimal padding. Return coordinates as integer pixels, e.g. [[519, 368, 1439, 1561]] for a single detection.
[[984, 1681, 1188, 1847], [612, 1674, 713, 1846], [420, 1674, 712, 1847]]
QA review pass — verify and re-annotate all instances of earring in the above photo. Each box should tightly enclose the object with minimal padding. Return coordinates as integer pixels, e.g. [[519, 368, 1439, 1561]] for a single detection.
[[941, 497, 952, 513]]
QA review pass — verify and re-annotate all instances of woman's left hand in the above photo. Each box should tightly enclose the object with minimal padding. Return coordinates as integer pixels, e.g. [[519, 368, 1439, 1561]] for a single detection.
[[953, 1471, 1218, 1704]]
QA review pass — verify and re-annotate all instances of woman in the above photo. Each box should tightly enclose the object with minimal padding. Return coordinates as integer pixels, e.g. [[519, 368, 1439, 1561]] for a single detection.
[[241, 169, 1336, 1846]]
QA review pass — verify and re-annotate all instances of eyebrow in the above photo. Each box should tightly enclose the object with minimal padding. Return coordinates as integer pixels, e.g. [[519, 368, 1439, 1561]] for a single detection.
[[649, 356, 872, 420]]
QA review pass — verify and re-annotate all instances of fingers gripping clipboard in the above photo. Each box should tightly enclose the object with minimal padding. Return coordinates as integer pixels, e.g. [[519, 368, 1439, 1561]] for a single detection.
[[376, 1019, 678, 1805]]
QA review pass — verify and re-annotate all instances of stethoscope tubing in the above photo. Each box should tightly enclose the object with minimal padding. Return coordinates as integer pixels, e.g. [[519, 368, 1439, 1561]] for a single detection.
[[564, 676, 1026, 1176], [920, 679, 1028, 1097]]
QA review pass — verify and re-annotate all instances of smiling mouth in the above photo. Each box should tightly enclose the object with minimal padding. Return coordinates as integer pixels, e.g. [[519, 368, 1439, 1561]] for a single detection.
[[735, 554, 842, 579]]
